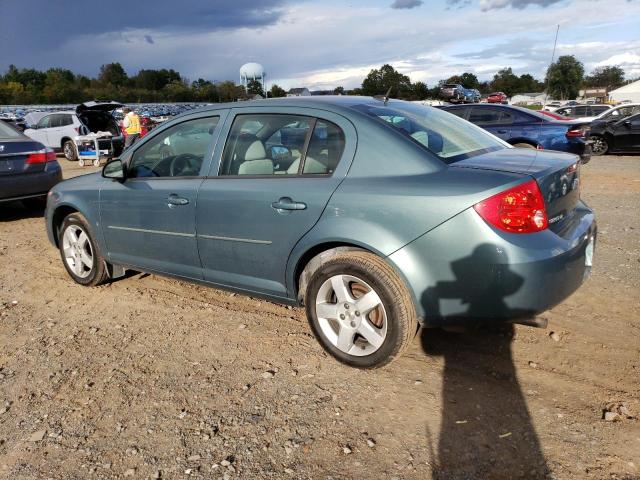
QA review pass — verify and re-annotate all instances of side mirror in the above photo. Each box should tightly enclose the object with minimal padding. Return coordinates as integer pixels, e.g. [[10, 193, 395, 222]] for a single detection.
[[270, 145, 292, 163], [102, 159, 126, 181]]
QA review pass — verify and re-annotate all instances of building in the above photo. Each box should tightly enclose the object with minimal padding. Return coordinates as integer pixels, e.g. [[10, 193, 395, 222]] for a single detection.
[[578, 88, 608, 103], [510, 92, 547, 105], [609, 80, 640, 104], [286, 87, 311, 97]]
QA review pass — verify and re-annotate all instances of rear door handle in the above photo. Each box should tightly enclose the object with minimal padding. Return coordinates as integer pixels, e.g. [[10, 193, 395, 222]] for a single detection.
[[167, 194, 189, 207], [271, 197, 307, 211]]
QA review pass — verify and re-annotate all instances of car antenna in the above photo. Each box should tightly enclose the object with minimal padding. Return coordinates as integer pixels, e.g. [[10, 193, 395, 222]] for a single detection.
[[383, 87, 393, 105]]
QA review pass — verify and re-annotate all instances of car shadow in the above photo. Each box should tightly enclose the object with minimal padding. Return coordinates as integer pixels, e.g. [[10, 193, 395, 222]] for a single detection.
[[0, 201, 45, 222], [419, 244, 548, 479]]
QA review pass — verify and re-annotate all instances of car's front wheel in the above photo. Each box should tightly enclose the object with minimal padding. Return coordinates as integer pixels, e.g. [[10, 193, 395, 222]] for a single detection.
[[305, 251, 418, 368], [590, 135, 608, 156], [59, 213, 108, 286], [63, 140, 77, 161]]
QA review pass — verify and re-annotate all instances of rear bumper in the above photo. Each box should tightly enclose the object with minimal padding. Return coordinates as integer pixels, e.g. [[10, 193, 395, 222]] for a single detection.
[[0, 161, 62, 203], [388, 205, 596, 327]]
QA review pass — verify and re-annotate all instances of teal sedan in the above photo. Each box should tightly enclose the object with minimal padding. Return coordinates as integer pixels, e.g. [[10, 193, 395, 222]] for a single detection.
[[45, 97, 596, 368]]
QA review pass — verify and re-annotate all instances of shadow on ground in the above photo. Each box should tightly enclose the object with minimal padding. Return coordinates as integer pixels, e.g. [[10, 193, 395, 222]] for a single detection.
[[419, 244, 549, 479]]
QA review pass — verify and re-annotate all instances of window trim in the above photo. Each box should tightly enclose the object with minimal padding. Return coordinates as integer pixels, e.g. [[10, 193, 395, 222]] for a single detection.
[[126, 115, 221, 181], [217, 113, 341, 178]]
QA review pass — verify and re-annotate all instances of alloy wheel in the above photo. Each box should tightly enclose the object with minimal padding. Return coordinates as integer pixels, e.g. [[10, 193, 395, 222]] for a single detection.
[[314, 274, 388, 356], [62, 225, 93, 278]]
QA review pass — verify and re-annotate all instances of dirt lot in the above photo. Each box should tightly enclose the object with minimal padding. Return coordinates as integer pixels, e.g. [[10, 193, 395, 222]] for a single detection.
[[0, 155, 638, 480]]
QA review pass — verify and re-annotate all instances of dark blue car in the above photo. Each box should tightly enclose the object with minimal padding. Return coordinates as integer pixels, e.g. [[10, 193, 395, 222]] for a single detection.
[[440, 104, 591, 163]]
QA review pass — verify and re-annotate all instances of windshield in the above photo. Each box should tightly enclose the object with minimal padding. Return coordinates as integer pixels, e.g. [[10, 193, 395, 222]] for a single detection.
[[353, 102, 507, 163], [0, 120, 21, 138]]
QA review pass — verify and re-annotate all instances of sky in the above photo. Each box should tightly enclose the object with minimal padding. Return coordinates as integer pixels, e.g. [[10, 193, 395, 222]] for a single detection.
[[1, 0, 639, 90]]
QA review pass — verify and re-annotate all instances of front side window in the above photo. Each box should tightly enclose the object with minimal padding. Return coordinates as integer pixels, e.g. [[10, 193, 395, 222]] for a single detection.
[[128, 116, 219, 178], [574, 106, 588, 116], [353, 102, 506, 163]]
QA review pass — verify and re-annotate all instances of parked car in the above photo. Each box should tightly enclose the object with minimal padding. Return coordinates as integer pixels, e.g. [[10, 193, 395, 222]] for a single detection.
[[589, 112, 640, 155], [487, 92, 508, 104], [45, 97, 596, 368], [440, 84, 478, 104], [23, 101, 125, 161], [0, 120, 62, 209], [440, 104, 591, 163], [553, 104, 611, 122]]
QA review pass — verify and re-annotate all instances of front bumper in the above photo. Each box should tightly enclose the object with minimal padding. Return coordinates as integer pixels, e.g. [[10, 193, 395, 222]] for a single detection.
[[0, 161, 62, 203], [388, 205, 596, 327]]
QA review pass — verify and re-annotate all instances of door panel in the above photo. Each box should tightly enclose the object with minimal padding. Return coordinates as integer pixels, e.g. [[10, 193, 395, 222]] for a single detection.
[[99, 114, 224, 278], [612, 115, 640, 150], [196, 108, 355, 298]]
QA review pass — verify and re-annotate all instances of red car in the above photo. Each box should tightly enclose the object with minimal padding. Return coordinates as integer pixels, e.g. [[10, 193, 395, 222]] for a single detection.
[[487, 92, 508, 104]]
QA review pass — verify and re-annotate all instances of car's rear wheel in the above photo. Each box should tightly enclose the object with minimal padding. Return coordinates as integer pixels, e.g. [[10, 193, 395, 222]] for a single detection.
[[63, 140, 77, 161], [305, 251, 417, 368], [590, 135, 608, 156], [59, 213, 108, 286]]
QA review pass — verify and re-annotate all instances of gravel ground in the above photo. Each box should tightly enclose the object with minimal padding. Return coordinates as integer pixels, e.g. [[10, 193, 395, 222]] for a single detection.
[[0, 155, 638, 480]]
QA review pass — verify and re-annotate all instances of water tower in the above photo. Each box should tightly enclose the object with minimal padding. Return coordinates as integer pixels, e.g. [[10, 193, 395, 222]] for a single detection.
[[240, 62, 265, 93]]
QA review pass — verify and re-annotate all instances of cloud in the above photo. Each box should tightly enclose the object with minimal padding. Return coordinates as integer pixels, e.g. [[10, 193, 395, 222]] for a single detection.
[[478, 0, 564, 10], [144, 35, 155, 45], [391, 0, 423, 9]]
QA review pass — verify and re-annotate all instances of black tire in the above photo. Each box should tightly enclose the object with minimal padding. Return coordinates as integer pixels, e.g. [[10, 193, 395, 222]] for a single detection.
[[513, 142, 536, 149], [590, 135, 608, 156], [305, 251, 418, 368], [63, 140, 77, 161], [58, 213, 108, 286], [21, 196, 47, 211]]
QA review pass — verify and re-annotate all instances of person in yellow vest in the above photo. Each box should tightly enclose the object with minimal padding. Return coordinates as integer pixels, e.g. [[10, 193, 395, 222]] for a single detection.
[[122, 107, 142, 149]]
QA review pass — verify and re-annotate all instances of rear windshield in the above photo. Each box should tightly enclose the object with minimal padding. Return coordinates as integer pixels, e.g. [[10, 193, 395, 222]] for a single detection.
[[0, 120, 21, 138], [443, 84, 459, 88], [353, 102, 507, 163]]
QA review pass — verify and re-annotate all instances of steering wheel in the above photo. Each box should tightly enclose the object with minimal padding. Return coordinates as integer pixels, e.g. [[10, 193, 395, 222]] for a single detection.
[[170, 153, 200, 177]]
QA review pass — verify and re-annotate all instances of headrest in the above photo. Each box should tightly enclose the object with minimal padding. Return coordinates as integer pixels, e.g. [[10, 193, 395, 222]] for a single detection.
[[244, 140, 266, 161]]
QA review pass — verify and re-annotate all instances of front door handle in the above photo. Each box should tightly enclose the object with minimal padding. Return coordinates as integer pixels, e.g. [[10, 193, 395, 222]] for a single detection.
[[167, 194, 189, 207], [271, 197, 307, 211], [496, 129, 508, 134]]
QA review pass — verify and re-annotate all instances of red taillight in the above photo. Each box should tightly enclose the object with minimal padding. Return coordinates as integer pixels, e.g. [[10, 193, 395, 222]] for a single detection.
[[474, 180, 548, 234], [566, 126, 588, 138], [26, 148, 57, 164]]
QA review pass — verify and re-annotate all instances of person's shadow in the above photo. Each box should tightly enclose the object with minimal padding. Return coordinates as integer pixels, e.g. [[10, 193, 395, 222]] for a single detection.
[[421, 244, 548, 479]]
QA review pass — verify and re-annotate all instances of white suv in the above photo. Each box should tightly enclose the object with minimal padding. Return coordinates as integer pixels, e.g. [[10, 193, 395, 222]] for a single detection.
[[24, 101, 124, 160]]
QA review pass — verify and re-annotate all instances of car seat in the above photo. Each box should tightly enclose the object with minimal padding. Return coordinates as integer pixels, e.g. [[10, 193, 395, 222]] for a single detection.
[[238, 140, 274, 175]]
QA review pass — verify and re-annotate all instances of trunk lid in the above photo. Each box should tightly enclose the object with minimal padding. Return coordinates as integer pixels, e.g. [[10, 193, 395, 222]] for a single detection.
[[76, 100, 123, 114], [452, 148, 581, 232], [0, 139, 48, 175]]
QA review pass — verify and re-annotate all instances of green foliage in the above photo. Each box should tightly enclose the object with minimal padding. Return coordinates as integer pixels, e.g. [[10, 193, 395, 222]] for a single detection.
[[411, 81, 430, 100], [546, 55, 584, 100], [246, 79, 264, 97], [333, 86, 345, 95], [269, 84, 287, 98], [584, 66, 625, 90], [361, 64, 413, 98], [98, 62, 128, 87]]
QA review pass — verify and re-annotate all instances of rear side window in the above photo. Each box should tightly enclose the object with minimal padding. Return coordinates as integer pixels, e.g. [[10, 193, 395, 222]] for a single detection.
[[302, 120, 345, 175], [37, 116, 51, 129], [0, 120, 21, 138], [468, 108, 513, 126], [219, 115, 347, 176], [574, 106, 588, 116], [59, 114, 74, 126], [446, 108, 467, 119]]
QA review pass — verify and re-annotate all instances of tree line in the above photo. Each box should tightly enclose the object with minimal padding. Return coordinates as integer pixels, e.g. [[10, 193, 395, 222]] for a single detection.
[[0, 56, 632, 105]]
